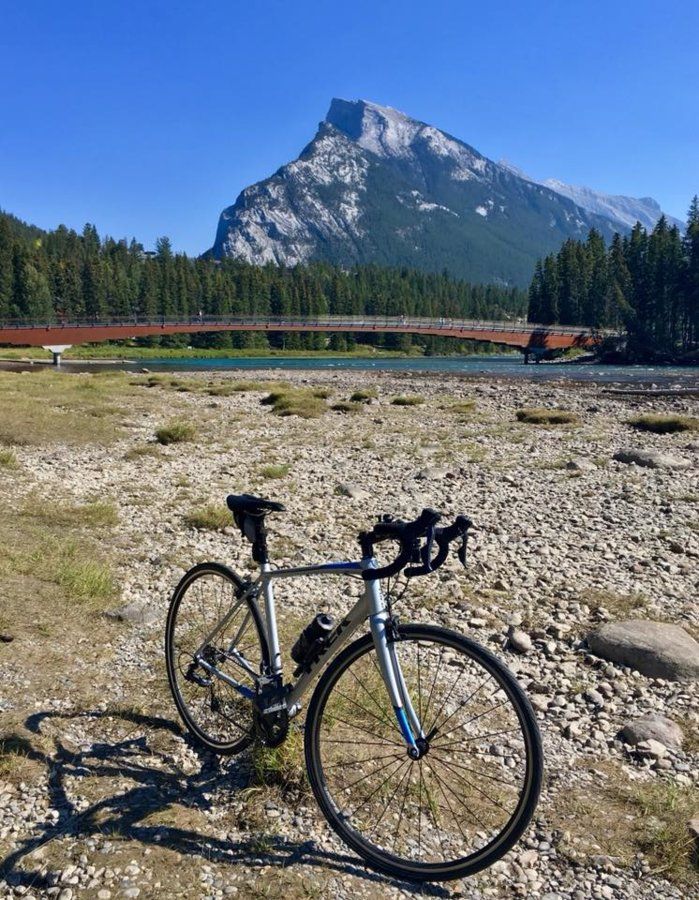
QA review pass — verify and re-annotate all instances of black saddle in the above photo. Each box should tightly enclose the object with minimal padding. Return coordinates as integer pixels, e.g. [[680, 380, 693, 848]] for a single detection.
[[226, 495, 284, 564], [226, 494, 285, 516]]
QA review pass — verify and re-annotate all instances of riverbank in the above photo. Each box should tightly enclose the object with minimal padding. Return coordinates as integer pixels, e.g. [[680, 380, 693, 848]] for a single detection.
[[0, 367, 697, 899]]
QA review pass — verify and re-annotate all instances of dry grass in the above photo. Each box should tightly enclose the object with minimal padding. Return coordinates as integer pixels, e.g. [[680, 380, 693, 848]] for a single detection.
[[628, 413, 699, 434], [183, 504, 231, 531], [23, 498, 119, 528], [0, 448, 18, 468], [581, 588, 649, 619], [516, 407, 580, 425], [155, 421, 197, 444], [124, 444, 162, 461], [552, 761, 698, 887], [260, 463, 291, 479], [0, 371, 131, 445], [330, 400, 362, 414]]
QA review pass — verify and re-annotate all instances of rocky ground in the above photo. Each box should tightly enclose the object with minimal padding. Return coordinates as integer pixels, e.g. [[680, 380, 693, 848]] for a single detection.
[[0, 367, 697, 899]]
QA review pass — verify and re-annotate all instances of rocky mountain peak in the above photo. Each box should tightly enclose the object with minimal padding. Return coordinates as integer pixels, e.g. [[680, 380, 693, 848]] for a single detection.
[[210, 99, 680, 285]]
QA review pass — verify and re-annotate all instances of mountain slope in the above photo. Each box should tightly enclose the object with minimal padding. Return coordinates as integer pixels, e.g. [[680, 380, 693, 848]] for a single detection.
[[211, 100, 670, 286]]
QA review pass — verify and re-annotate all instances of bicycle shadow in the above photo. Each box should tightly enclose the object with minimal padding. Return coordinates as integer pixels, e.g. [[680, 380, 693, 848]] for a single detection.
[[0, 708, 450, 897]]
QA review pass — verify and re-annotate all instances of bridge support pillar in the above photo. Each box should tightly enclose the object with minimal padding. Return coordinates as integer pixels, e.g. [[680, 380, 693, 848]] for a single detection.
[[43, 345, 72, 366]]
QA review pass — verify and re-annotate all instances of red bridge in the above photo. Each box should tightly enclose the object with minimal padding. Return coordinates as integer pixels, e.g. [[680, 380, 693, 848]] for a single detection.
[[0, 315, 604, 364]]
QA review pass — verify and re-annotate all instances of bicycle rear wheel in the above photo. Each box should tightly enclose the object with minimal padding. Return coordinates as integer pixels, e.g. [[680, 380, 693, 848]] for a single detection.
[[165, 562, 268, 753], [304, 624, 542, 882]]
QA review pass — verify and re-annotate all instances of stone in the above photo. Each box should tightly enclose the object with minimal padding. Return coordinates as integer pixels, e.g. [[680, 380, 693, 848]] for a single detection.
[[587, 620, 699, 681], [416, 467, 449, 480], [507, 627, 533, 654], [619, 714, 684, 750], [104, 602, 158, 626], [335, 482, 366, 499], [635, 739, 668, 759], [612, 449, 690, 470], [566, 458, 596, 472], [584, 688, 605, 707]]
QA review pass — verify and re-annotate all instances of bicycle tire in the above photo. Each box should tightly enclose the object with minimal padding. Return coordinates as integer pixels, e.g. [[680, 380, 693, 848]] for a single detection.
[[165, 562, 268, 754], [304, 623, 542, 882]]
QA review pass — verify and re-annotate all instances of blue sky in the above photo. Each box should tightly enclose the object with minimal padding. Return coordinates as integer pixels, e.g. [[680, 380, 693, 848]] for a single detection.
[[1, 0, 696, 254]]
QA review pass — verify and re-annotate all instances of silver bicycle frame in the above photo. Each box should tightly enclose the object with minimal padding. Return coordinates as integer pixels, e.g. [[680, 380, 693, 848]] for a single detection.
[[201, 555, 425, 750]]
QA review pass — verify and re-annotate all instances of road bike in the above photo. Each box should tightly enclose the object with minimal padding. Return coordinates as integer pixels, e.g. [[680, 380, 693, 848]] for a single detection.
[[165, 495, 543, 882]]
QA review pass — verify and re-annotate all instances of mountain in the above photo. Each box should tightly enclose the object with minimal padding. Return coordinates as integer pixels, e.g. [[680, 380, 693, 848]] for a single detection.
[[210, 100, 674, 286], [497, 166, 683, 233]]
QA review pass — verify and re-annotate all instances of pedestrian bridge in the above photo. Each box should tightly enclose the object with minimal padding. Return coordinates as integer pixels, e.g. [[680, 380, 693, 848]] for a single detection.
[[0, 314, 604, 363]]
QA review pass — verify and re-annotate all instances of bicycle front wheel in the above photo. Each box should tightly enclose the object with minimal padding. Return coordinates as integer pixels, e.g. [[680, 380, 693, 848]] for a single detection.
[[304, 624, 542, 882], [165, 562, 268, 754]]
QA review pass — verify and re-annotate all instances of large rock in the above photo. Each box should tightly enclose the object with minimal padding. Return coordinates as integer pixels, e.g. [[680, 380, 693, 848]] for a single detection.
[[105, 602, 159, 626], [612, 449, 690, 470], [587, 620, 699, 681], [619, 714, 684, 749]]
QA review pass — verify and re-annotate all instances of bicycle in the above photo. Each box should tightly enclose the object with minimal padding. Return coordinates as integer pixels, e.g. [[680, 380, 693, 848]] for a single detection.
[[165, 494, 543, 882]]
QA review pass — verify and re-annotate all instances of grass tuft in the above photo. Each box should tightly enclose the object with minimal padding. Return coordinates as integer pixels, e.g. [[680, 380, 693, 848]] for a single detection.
[[330, 401, 362, 414], [391, 395, 425, 407], [124, 444, 162, 461], [250, 730, 307, 796], [627, 413, 699, 434], [184, 504, 231, 532], [155, 421, 197, 444], [260, 463, 291, 479], [0, 449, 18, 468], [350, 388, 377, 402], [55, 546, 117, 606], [261, 389, 326, 419], [516, 407, 580, 425]]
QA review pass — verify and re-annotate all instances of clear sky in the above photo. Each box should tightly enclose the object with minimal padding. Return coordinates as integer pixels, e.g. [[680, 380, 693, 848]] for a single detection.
[[1, 0, 696, 254]]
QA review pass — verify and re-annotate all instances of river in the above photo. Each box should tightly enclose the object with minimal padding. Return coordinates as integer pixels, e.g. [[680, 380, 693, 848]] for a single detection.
[[4, 354, 699, 386]]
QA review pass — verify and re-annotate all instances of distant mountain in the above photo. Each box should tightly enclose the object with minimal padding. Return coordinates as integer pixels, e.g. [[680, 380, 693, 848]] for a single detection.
[[211, 99, 677, 286], [497, 167, 683, 233]]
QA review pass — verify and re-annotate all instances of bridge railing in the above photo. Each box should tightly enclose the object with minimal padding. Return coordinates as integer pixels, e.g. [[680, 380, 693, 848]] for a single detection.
[[0, 313, 613, 337]]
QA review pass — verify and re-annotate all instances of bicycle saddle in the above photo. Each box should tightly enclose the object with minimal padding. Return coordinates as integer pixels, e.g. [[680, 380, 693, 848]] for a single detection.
[[226, 494, 285, 516]]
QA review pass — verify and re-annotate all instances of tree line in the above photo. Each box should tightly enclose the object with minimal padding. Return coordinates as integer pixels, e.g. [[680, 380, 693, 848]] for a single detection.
[[528, 197, 699, 361], [0, 213, 526, 352]]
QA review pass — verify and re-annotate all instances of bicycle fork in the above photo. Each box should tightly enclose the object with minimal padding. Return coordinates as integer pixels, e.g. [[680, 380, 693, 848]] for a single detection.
[[367, 583, 426, 759]]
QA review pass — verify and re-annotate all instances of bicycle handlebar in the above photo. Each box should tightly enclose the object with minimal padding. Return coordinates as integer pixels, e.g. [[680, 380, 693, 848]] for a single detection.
[[360, 509, 472, 581]]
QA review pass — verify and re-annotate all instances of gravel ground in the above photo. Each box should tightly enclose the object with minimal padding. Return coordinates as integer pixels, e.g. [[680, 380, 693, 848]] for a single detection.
[[0, 368, 697, 899]]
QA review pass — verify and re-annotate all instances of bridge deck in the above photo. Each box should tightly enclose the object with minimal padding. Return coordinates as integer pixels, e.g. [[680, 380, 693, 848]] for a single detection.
[[0, 315, 603, 350]]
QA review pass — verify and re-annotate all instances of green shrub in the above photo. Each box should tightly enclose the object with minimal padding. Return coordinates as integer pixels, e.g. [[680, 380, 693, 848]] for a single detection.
[[391, 395, 424, 407], [155, 421, 197, 444], [516, 407, 580, 425], [627, 413, 699, 434], [184, 504, 231, 531]]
